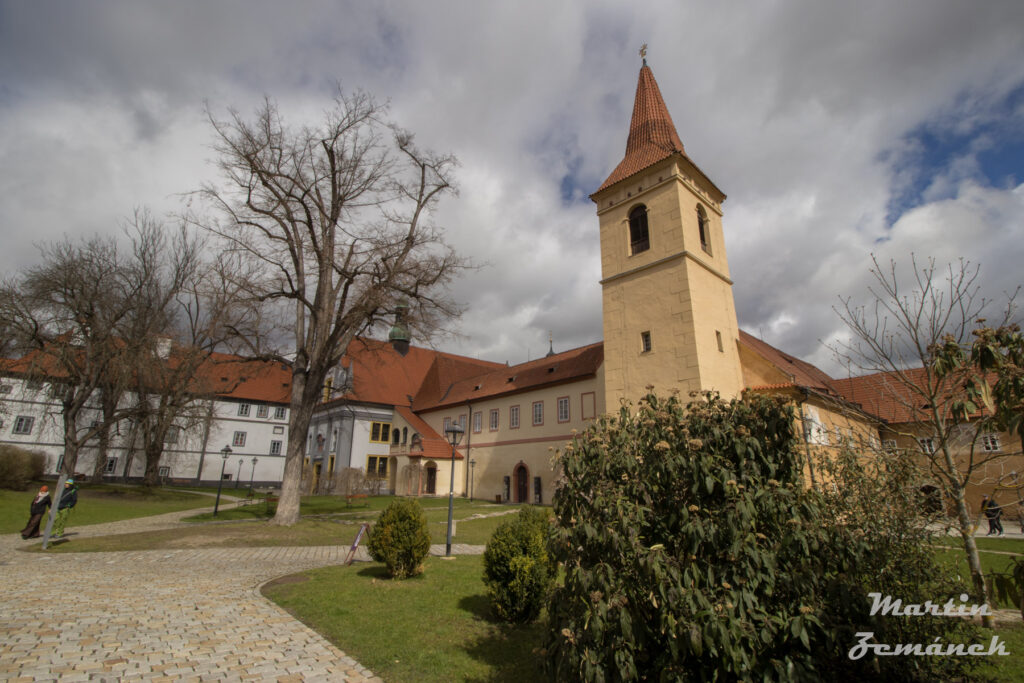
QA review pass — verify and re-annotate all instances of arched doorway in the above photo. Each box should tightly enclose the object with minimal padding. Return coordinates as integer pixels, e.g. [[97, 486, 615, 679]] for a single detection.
[[514, 463, 529, 503], [425, 461, 438, 495]]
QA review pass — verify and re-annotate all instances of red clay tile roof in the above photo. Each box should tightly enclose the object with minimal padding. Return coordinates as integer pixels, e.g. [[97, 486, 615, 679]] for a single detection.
[[329, 338, 502, 408], [830, 368, 982, 425], [394, 405, 461, 461], [195, 353, 292, 404], [413, 342, 604, 412], [738, 331, 837, 393]]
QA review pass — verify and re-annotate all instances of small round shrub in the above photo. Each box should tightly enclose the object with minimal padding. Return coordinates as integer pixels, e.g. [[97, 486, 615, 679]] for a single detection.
[[483, 505, 554, 623], [368, 498, 431, 579]]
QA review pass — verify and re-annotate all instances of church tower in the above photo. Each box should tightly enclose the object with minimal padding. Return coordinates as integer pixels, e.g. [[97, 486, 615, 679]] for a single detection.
[[592, 55, 744, 406]]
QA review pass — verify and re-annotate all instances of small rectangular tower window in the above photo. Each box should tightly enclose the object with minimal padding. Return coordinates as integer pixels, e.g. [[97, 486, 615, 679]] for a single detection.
[[716, 331, 724, 352], [628, 206, 650, 255], [640, 331, 652, 353]]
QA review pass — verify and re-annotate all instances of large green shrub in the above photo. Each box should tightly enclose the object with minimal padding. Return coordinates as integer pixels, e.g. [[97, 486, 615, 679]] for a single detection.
[[483, 505, 554, 623], [547, 391, 977, 682], [0, 445, 47, 490], [368, 497, 431, 579]]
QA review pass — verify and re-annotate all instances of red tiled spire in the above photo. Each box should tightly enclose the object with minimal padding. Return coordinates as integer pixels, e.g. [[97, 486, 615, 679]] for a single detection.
[[595, 63, 686, 194]]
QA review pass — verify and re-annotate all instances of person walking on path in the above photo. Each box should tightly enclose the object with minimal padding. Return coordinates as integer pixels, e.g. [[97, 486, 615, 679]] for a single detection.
[[983, 495, 1003, 536], [51, 479, 79, 538], [19, 486, 51, 539]]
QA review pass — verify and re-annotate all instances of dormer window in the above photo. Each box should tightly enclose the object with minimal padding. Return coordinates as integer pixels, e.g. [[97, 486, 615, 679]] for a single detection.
[[697, 205, 711, 255], [628, 205, 650, 255]]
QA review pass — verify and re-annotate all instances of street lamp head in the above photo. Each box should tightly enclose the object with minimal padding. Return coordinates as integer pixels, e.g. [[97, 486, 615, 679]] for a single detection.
[[444, 423, 465, 447], [470, 458, 476, 467], [252, 457, 258, 464], [221, 445, 232, 459]]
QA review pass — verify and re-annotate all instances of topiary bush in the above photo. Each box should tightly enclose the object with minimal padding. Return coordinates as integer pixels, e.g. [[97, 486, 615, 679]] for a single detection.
[[0, 445, 47, 490], [368, 497, 431, 578], [483, 505, 554, 623], [546, 390, 978, 682]]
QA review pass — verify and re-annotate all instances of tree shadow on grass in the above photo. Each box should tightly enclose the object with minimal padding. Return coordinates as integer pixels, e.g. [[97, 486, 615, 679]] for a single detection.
[[355, 564, 429, 582], [457, 595, 549, 682]]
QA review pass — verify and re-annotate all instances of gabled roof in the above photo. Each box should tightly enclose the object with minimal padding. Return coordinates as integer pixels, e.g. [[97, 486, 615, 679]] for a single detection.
[[830, 368, 979, 425], [394, 405, 461, 461], [195, 353, 292, 404], [328, 338, 502, 408], [413, 342, 604, 412]]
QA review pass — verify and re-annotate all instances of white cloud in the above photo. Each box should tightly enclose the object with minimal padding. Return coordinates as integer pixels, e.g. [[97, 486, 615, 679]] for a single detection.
[[1, 0, 1023, 377]]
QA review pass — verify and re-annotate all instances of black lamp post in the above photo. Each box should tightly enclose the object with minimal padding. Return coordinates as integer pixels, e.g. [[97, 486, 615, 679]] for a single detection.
[[249, 457, 258, 495], [234, 457, 243, 488], [213, 445, 232, 517], [469, 458, 476, 501], [443, 423, 464, 557]]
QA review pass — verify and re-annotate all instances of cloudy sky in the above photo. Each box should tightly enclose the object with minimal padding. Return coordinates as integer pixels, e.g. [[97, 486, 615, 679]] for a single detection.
[[2, 1, 1023, 376]]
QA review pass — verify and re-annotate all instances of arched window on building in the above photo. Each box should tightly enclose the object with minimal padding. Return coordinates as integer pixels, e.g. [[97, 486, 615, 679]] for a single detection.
[[628, 205, 649, 255], [697, 205, 711, 255]]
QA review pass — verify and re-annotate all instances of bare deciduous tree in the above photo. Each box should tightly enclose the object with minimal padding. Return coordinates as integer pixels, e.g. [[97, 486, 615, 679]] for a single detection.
[[833, 255, 1018, 625], [196, 92, 464, 525], [0, 233, 141, 476]]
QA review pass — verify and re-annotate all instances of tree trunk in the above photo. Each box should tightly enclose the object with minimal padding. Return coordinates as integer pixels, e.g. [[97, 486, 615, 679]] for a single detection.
[[272, 372, 314, 525], [946, 460, 994, 628], [61, 411, 82, 476], [142, 441, 163, 487], [92, 422, 112, 481]]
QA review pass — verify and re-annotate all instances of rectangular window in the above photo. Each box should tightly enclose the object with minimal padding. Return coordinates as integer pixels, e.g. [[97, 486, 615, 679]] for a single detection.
[[532, 401, 544, 426], [581, 392, 597, 420], [472, 411, 482, 433], [458, 414, 466, 429], [981, 433, 1001, 452], [641, 331, 652, 353], [158, 466, 170, 478], [0, 384, 11, 394], [12, 415, 34, 435], [233, 431, 247, 447], [367, 456, 387, 477], [369, 422, 391, 443], [557, 396, 570, 423], [883, 439, 897, 454], [237, 404, 251, 417], [165, 426, 180, 444], [489, 409, 499, 431], [270, 440, 283, 455], [443, 417, 452, 434], [328, 455, 335, 475], [257, 405, 269, 418], [510, 405, 520, 429], [273, 425, 284, 434], [716, 330, 724, 352], [274, 406, 287, 420], [103, 457, 117, 474], [918, 437, 935, 455]]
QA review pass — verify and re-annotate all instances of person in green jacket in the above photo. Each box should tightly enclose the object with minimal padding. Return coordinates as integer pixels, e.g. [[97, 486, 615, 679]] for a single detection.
[[51, 479, 79, 537]]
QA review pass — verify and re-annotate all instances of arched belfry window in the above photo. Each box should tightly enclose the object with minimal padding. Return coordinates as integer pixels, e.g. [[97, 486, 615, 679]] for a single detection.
[[628, 205, 650, 255], [697, 205, 711, 255]]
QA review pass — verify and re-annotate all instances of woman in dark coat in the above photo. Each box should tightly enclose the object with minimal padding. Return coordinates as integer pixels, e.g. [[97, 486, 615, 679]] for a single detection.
[[20, 486, 51, 539]]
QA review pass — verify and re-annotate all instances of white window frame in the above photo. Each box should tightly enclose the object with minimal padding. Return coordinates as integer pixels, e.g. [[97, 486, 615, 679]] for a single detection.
[[274, 406, 287, 420], [557, 397, 570, 423], [918, 437, 935, 455], [489, 409, 499, 431], [257, 405, 269, 418], [472, 411, 482, 433], [103, 457, 118, 474], [233, 431, 247, 447], [510, 405, 520, 429], [532, 401, 544, 426], [238, 403, 251, 417], [980, 433, 1001, 453], [270, 440, 283, 455]]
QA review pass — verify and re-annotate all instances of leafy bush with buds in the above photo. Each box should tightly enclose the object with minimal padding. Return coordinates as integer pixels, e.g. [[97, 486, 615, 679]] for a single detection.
[[546, 391, 976, 682]]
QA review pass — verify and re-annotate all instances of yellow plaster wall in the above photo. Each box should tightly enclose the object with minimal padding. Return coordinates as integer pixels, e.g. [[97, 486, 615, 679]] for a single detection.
[[595, 157, 742, 405], [416, 370, 603, 505]]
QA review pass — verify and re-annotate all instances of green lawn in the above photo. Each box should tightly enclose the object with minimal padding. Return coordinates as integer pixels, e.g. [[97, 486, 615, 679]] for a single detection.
[[1, 483, 217, 534], [263, 555, 546, 683]]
